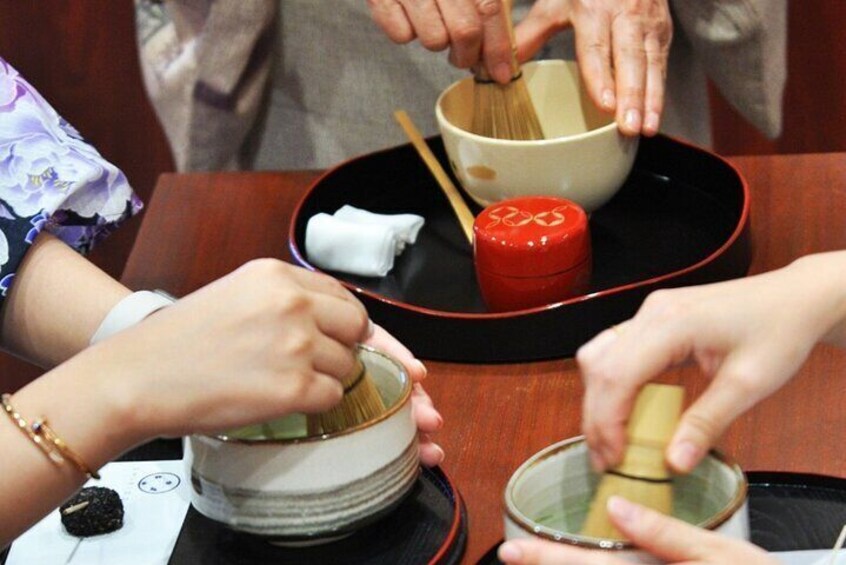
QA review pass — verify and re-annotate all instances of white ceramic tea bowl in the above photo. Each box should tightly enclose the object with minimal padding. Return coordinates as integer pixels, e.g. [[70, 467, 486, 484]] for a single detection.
[[435, 59, 638, 213], [185, 345, 418, 545], [503, 436, 749, 563]]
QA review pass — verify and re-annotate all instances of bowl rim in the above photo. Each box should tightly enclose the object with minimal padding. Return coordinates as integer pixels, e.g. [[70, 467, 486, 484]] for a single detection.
[[502, 435, 749, 549], [197, 345, 413, 445], [435, 59, 619, 147]]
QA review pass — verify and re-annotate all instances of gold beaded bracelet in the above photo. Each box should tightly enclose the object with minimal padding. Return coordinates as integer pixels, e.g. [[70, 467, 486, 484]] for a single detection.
[[1, 394, 100, 480]]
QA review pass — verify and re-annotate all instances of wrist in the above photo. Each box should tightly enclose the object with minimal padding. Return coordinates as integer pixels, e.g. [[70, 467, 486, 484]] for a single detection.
[[789, 252, 846, 347], [90, 290, 176, 345]]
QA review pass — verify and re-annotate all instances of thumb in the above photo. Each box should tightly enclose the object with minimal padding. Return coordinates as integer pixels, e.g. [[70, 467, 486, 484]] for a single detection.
[[607, 496, 717, 561]]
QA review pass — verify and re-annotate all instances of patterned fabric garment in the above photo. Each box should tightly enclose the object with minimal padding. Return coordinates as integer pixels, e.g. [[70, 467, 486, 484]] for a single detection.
[[0, 57, 141, 302]]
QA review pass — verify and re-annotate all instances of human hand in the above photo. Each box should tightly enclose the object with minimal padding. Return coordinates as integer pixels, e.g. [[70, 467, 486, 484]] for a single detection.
[[579, 254, 846, 474], [367, 0, 515, 84], [498, 496, 777, 564], [365, 323, 445, 467], [94, 259, 371, 442], [516, 0, 672, 136]]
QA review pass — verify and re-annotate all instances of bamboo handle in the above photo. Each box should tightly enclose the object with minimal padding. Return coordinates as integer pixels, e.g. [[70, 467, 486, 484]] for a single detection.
[[502, 0, 520, 75], [393, 110, 475, 245], [580, 384, 684, 539]]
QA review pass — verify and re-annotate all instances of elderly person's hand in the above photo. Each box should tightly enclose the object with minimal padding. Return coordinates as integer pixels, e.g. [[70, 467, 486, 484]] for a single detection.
[[498, 496, 778, 564], [578, 252, 846, 475], [516, 0, 672, 136], [368, 0, 672, 137], [367, 0, 516, 83]]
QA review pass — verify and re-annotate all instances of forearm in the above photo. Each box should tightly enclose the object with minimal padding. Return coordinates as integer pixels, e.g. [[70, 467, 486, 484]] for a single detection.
[[0, 233, 130, 368]]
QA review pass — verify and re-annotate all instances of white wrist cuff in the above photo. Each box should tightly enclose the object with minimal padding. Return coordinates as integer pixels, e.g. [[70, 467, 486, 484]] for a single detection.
[[90, 290, 176, 345]]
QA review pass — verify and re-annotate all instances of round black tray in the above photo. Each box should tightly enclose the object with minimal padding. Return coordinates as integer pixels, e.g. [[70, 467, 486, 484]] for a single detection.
[[477, 471, 846, 563], [289, 134, 751, 362], [168, 465, 466, 565]]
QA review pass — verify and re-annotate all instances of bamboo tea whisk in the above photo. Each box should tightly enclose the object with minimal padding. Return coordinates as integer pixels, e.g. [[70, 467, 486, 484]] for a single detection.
[[581, 383, 684, 540], [306, 352, 386, 435], [470, 0, 544, 140]]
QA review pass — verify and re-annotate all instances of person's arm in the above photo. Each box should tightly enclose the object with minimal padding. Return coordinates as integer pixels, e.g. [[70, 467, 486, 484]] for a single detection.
[[498, 496, 777, 564], [0, 56, 141, 366], [0, 258, 370, 545], [579, 251, 846, 474], [0, 233, 130, 367]]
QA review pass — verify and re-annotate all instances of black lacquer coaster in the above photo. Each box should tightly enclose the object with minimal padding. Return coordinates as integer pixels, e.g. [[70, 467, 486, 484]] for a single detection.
[[168, 466, 466, 565]]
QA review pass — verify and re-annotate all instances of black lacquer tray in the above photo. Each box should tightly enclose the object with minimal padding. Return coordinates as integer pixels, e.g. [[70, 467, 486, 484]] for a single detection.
[[290, 134, 751, 362], [478, 471, 846, 563], [168, 465, 467, 565]]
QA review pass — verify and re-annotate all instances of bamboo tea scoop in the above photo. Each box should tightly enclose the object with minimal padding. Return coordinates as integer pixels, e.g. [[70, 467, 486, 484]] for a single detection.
[[581, 383, 684, 540], [393, 110, 475, 245]]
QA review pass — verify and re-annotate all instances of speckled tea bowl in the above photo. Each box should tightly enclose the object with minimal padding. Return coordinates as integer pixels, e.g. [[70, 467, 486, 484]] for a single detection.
[[185, 346, 418, 545], [436, 59, 638, 213], [504, 436, 749, 563]]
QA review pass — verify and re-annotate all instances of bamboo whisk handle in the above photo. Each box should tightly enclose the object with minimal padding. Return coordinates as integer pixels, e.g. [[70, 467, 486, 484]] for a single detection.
[[580, 384, 684, 539]]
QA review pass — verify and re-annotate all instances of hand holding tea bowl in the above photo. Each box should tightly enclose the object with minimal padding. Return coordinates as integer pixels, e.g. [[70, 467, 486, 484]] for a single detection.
[[500, 252, 846, 564], [436, 59, 638, 213], [501, 436, 750, 564], [498, 496, 775, 564], [186, 345, 427, 544]]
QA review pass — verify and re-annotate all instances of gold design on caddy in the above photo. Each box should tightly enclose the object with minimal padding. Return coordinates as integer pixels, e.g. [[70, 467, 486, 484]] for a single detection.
[[485, 204, 573, 229]]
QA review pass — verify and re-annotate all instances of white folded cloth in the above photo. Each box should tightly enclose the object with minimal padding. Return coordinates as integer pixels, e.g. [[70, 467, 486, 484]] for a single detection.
[[305, 213, 397, 277], [334, 205, 425, 254], [304, 207, 425, 277]]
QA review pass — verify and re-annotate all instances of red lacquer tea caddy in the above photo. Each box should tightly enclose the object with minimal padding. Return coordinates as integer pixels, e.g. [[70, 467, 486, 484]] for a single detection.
[[473, 196, 591, 312]]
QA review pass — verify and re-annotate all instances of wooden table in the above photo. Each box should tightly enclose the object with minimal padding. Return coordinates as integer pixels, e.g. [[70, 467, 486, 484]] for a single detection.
[[122, 154, 846, 563]]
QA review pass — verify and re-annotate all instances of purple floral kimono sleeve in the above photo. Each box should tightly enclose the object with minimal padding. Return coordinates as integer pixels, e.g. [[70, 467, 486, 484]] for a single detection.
[[0, 57, 142, 301]]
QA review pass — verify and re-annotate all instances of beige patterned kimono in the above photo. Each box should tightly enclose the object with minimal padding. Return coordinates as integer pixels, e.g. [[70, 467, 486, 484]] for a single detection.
[[135, 0, 786, 172]]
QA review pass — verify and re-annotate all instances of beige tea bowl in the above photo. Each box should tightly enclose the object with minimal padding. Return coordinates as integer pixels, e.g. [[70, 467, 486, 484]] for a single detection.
[[435, 59, 639, 213], [504, 436, 749, 563], [185, 346, 419, 545]]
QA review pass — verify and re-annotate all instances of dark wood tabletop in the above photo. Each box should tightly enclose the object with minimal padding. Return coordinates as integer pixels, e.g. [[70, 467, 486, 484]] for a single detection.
[[121, 153, 846, 563]]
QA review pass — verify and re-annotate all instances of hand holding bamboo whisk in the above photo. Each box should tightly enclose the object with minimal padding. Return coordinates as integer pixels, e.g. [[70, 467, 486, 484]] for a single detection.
[[470, 0, 544, 140], [305, 349, 386, 435], [581, 383, 684, 540]]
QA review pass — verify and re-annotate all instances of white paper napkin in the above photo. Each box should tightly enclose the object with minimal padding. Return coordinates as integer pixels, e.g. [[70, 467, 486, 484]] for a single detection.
[[6, 460, 190, 565], [334, 205, 425, 253]]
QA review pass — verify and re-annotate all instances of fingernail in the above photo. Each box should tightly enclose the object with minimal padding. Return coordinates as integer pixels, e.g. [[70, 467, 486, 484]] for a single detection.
[[494, 63, 513, 84], [435, 414, 444, 429], [607, 496, 639, 525], [366, 318, 375, 338], [434, 444, 445, 463], [668, 440, 701, 472], [413, 359, 428, 380], [624, 109, 641, 132], [498, 541, 523, 562], [601, 89, 615, 110], [644, 111, 660, 134]]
